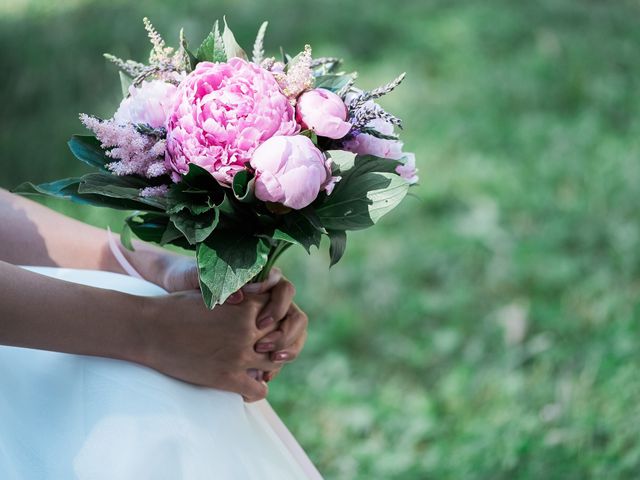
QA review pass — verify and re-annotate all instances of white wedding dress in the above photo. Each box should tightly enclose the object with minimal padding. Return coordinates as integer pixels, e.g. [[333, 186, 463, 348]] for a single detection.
[[0, 267, 322, 480]]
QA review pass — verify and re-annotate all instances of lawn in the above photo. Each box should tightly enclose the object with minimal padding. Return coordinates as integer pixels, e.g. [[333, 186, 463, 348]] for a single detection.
[[2, 0, 640, 478]]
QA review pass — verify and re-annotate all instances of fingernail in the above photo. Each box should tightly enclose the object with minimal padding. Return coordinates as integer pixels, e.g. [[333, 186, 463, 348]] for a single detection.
[[258, 316, 274, 329], [256, 342, 275, 353], [273, 351, 290, 362], [242, 283, 262, 293], [227, 291, 244, 304]]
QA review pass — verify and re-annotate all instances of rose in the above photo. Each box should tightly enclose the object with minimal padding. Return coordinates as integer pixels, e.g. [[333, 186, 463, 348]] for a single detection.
[[295, 88, 352, 140], [165, 59, 299, 185], [250, 135, 332, 210], [113, 80, 178, 129]]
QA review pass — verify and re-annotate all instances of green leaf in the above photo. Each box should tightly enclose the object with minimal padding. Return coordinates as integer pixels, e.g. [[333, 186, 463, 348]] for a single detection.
[[232, 170, 256, 203], [77, 173, 167, 210], [222, 17, 247, 60], [68, 135, 110, 171], [120, 221, 134, 251], [314, 74, 355, 93], [196, 232, 270, 307], [125, 212, 170, 243], [170, 208, 219, 245], [273, 210, 323, 253], [14, 177, 161, 212], [327, 150, 356, 171], [316, 156, 409, 230], [119, 71, 133, 99], [160, 220, 184, 245], [196, 20, 227, 63], [328, 229, 347, 267]]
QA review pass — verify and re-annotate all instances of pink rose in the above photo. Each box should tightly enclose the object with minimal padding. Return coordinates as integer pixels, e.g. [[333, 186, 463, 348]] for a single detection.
[[396, 153, 419, 184], [113, 80, 177, 129], [250, 135, 331, 210], [296, 88, 352, 140], [342, 118, 404, 160], [165, 58, 299, 185]]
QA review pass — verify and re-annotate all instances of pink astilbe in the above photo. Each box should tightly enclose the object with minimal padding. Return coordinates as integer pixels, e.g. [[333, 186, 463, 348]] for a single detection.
[[80, 114, 168, 178]]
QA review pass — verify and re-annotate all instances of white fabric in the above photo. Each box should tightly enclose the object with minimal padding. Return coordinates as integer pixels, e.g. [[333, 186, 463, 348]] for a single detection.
[[0, 267, 321, 480]]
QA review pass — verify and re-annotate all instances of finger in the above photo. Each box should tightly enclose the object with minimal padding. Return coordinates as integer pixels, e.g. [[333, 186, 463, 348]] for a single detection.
[[242, 268, 282, 294], [233, 373, 268, 403], [249, 352, 286, 373], [225, 290, 245, 305], [255, 278, 296, 330], [271, 329, 307, 364], [271, 304, 308, 354], [254, 330, 284, 353]]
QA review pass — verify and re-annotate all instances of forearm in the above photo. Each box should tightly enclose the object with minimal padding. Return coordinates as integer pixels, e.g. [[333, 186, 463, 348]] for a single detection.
[[0, 261, 146, 362], [0, 188, 176, 285]]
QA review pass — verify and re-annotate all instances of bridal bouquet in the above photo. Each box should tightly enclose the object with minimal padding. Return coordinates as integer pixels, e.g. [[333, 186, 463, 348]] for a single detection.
[[18, 18, 418, 307]]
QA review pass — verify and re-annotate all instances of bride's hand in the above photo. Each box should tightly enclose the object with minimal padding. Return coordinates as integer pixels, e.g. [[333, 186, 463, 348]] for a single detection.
[[136, 290, 281, 402]]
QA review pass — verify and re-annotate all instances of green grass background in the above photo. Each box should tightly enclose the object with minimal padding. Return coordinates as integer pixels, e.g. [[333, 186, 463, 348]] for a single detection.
[[2, 0, 640, 478]]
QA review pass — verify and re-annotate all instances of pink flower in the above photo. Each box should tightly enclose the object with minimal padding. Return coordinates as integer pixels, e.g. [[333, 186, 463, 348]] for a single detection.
[[296, 89, 352, 139], [165, 59, 299, 185], [250, 135, 331, 210], [396, 153, 419, 184], [343, 118, 404, 160], [113, 80, 178, 129]]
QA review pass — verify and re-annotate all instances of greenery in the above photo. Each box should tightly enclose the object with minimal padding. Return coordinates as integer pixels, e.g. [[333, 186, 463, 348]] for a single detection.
[[2, 0, 640, 477]]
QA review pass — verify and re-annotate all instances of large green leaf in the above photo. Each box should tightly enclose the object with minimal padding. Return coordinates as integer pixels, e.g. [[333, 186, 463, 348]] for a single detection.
[[14, 177, 160, 211], [197, 232, 270, 308], [77, 173, 167, 210], [68, 135, 110, 171], [273, 210, 323, 253], [170, 208, 219, 244], [316, 156, 408, 230], [125, 212, 170, 244]]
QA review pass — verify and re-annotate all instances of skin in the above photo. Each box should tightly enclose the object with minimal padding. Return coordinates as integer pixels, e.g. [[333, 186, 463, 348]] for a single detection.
[[0, 188, 308, 402]]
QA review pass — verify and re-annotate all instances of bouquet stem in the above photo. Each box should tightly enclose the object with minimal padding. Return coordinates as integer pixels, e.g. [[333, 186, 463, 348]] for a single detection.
[[254, 240, 292, 283]]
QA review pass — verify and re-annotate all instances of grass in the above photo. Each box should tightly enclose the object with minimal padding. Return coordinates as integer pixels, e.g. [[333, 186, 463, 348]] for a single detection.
[[2, 0, 640, 477]]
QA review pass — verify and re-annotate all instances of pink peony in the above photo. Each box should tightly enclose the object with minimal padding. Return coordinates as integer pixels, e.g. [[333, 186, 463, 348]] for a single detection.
[[396, 153, 419, 184], [342, 118, 404, 160], [113, 80, 178, 129], [250, 135, 331, 210], [165, 58, 299, 185], [296, 88, 352, 139]]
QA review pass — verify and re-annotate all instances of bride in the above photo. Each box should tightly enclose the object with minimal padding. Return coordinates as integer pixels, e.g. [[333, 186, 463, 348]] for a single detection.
[[0, 188, 322, 479]]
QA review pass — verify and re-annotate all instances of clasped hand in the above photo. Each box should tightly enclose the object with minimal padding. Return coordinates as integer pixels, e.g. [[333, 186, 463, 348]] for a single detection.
[[140, 258, 308, 403]]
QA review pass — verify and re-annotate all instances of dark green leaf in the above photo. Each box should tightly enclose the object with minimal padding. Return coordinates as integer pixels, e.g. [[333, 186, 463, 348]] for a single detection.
[[68, 135, 110, 171], [170, 208, 219, 244], [78, 173, 167, 210], [316, 156, 408, 230], [197, 232, 270, 307], [232, 170, 256, 203], [273, 210, 323, 253], [328, 229, 347, 267], [14, 177, 160, 211], [125, 212, 170, 243]]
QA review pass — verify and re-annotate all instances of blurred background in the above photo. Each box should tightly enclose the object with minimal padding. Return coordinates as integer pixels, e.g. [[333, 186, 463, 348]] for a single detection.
[[2, 0, 640, 477]]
